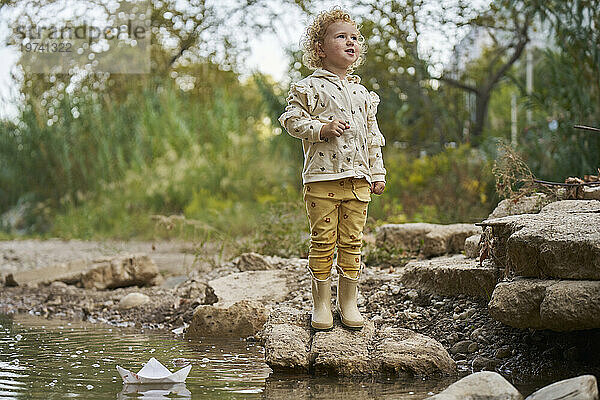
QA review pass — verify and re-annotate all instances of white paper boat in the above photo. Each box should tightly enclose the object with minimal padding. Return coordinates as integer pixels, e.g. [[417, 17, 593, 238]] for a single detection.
[[116, 357, 192, 384]]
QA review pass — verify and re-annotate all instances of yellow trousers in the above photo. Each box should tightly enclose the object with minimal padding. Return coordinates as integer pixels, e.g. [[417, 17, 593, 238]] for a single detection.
[[303, 177, 371, 280]]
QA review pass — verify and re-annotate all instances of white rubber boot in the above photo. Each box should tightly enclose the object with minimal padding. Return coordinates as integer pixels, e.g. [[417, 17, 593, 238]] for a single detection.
[[337, 270, 364, 329], [310, 272, 334, 330]]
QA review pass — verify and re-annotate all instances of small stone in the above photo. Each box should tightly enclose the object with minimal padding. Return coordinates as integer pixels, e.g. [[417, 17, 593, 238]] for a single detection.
[[449, 340, 473, 355], [471, 355, 500, 371], [407, 289, 419, 300], [470, 327, 484, 340], [119, 293, 150, 309], [495, 347, 512, 359], [467, 342, 479, 353]]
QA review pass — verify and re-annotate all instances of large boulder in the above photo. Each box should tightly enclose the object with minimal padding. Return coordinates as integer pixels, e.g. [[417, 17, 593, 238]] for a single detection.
[[427, 371, 522, 400], [400, 255, 501, 299], [489, 279, 600, 331], [525, 375, 598, 400], [185, 300, 269, 338], [208, 270, 290, 308], [376, 223, 481, 258], [261, 306, 456, 377], [480, 200, 600, 280], [4, 254, 161, 289]]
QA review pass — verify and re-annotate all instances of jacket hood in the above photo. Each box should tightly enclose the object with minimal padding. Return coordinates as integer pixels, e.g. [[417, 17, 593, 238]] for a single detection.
[[312, 68, 361, 84]]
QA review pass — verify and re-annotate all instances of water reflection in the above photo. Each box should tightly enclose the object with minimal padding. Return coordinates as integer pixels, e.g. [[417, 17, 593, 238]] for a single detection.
[[264, 374, 455, 400], [118, 382, 191, 399]]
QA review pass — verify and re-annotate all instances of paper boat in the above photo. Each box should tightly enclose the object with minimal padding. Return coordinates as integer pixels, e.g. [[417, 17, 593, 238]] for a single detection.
[[116, 357, 192, 384]]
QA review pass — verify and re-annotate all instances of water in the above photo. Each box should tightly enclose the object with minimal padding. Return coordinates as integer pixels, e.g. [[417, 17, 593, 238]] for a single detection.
[[0, 313, 458, 399]]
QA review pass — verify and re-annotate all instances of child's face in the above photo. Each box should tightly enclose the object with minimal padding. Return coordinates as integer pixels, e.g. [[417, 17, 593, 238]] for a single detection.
[[317, 21, 360, 73]]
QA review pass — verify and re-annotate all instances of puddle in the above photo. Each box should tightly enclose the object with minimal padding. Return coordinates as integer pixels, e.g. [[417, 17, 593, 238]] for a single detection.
[[0, 313, 525, 399]]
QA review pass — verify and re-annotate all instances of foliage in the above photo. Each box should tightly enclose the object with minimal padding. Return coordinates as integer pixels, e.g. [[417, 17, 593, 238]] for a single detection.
[[368, 144, 496, 224], [235, 201, 310, 259], [492, 142, 537, 199]]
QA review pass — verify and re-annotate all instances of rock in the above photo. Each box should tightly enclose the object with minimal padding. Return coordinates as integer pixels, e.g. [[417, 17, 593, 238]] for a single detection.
[[261, 306, 456, 377], [584, 186, 600, 200], [525, 375, 598, 400], [489, 279, 600, 331], [481, 200, 600, 280], [464, 234, 481, 258], [175, 279, 217, 305], [450, 340, 473, 355], [495, 347, 512, 359], [261, 307, 311, 372], [235, 252, 273, 271], [472, 356, 500, 371], [374, 327, 457, 377], [119, 292, 150, 309], [400, 255, 501, 299], [311, 321, 376, 376], [541, 199, 600, 214], [208, 270, 290, 308], [376, 223, 481, 257], [80, 254, 160, 289], [4, 259, 90, 287], [185, 300, 268, 338], [4, 254, 160, 289], [428, 371, 522, 400], [488, 193, 550, 219]]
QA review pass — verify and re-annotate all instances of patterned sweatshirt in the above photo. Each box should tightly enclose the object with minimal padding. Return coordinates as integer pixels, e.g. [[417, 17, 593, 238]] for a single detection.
[[278, 68, 386, 185]]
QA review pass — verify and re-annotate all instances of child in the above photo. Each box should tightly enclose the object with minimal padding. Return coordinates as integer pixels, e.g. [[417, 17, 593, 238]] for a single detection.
[[278, 8, 386, 330]]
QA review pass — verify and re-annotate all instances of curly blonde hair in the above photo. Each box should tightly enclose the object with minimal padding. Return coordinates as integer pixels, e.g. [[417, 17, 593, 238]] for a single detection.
[[300, 7, 366, 73]]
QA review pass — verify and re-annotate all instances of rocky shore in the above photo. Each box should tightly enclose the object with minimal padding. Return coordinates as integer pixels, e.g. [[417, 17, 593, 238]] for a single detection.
[[2, 197, 600, 398]]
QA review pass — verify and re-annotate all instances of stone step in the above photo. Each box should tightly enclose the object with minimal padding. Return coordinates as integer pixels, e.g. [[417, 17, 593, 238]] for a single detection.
[[376, 223, 481, 258], [400, 255, 501, 299], [488, 278, 600, 331], [262, 306, 456, 377], [480, 200, 600, 280]]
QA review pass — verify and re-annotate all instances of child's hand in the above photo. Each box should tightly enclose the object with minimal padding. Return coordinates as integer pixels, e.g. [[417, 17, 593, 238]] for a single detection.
[[371, 181, 385, 195], [320, 120, 349, 140]]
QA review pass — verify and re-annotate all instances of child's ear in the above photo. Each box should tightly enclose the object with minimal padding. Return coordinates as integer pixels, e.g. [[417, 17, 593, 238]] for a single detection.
[[316, 42, 326, 58]]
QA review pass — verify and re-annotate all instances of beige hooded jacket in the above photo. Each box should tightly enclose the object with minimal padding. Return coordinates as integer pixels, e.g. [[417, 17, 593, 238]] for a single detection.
[[278, 68, 386, 185]]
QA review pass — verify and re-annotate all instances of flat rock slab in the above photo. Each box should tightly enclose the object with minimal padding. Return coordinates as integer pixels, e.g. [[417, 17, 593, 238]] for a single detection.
[[0, 239, 198, 276], [400, 255, 501, 299], [186, 300, 269, 338], [489, 279, 600, 331], [208, 270, 291, 308], [480, 200, 600, 280], [262, 306, 456, 377], [427, 371, 522, 400], [376, 223, 481, 258], [488, 193, 551, 219], [525, 374, 598, 400], [5, 254, 160, 289]]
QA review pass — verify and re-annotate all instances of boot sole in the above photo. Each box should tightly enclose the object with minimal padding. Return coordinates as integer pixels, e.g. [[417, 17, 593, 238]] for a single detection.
[[340, 317, 364, 330], [311, 320, 334, 330], [339, 311, 364, 329]]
